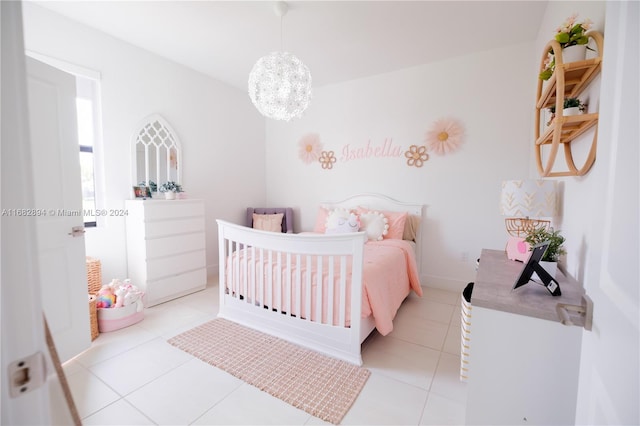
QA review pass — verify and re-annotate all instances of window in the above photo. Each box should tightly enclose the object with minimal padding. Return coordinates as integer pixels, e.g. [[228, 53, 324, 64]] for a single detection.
[[75, 76, 101, 227]]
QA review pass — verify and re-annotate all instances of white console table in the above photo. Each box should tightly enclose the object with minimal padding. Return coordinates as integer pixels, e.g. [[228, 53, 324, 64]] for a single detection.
[[125, 199, 206, 307], [465, 249, 585, 425]]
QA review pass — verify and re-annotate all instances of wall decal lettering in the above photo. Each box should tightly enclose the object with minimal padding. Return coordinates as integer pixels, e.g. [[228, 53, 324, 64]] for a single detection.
[[340, 138, 403, 162]]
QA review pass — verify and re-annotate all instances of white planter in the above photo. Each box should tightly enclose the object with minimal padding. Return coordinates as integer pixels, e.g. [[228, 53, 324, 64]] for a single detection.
[[164, 191, 176, 200], [561, 45, 587, 63], [533, 260, 557, 281], [563, 106, 582, 116]]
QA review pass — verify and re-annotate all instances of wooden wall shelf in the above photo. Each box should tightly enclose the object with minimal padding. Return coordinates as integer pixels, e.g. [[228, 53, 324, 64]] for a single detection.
[[534, 31, 604, 177]]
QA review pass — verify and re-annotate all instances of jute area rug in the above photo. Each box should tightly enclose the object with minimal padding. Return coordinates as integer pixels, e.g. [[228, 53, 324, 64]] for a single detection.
[[167, 318, 370, 424]]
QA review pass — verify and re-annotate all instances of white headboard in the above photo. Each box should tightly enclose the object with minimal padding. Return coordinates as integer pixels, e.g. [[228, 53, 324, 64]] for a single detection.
[[321, 193, 425, 275]]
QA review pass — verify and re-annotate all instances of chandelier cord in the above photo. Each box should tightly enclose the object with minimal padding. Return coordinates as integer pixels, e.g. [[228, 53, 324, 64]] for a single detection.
[[279, 14, 283, 51]]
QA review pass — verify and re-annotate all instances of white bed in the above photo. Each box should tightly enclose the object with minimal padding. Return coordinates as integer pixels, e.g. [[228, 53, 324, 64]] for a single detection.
[[216, 193, 424, 365]]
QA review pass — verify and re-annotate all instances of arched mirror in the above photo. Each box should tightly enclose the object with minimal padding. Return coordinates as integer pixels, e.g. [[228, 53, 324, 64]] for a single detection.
[[131, 114, 182, 192]]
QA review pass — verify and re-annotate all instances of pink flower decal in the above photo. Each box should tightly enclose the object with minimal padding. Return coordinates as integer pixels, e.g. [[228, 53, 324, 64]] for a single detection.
[[425, 118, 465, 155], [298, 133, 323, 164]]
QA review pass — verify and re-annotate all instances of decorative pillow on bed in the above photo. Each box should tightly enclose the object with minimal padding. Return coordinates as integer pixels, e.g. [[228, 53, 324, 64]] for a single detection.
[[313, 206, 330, 233], [403, 214, 421, 242], [358, 207, 407, 240], [326, 212, 360, 234], [252, 213, 284, 232], [325, 208, 353, 231], [358, 211, 389, 241]]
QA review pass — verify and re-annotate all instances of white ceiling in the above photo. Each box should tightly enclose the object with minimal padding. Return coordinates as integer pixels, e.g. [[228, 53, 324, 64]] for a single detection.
[[33, 1, 548, 90]]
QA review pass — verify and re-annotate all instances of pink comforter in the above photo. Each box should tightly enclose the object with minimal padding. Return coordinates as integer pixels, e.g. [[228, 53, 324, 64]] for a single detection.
[[225, 239, 422, 335], [361, 239, 422, 334]]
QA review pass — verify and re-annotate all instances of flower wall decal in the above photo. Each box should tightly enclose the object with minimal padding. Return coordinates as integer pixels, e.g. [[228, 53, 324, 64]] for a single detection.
[[425, 118, 465, 155], [298, 133, 323, 164], [405, 145, 429, 167], [319, 151, 336, 169]]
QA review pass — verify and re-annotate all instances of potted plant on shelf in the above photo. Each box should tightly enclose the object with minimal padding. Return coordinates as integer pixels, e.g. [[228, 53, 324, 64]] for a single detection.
[[138, 180, 157, 193], [158, 181, 183, 200], [546, 98, 587, 125], [524, 227, 566, 278], [539, 14, 594, 80]]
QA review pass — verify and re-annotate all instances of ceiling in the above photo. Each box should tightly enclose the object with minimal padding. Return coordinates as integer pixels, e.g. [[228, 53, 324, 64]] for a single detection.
[[32, 1, 548, 90]]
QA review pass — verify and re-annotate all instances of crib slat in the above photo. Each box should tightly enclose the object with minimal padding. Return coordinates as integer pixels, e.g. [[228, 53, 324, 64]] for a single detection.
[[295, 253, 302, 319], [259, 248, 264, 308], [316, 255, 323, 324], [250, 245, 256, 305], [275, 251, 282, 313], [327, 256, 334, 326], [305, 255, 311, 322], [267, 250, 273, 310], [285, 253, 292, 316], [339, 255, 347, 327]]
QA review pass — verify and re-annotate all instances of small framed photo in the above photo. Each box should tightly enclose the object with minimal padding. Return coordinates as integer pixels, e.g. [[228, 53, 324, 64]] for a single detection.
[[133, 186, 152, 199]]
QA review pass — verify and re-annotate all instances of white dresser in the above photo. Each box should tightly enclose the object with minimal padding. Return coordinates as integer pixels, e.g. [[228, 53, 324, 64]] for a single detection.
[[466, 249, 584, 425], [125, 199, 206, 307]]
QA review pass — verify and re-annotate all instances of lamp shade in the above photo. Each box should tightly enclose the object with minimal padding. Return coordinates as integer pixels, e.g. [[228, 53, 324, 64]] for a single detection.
[[500, 180, 558, 218], [248, 51, 312, 121]]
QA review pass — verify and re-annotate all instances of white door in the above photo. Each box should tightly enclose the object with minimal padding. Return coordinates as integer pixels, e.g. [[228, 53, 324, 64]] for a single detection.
[[575, 1, 639, 424], [26, 57, 90, 363]]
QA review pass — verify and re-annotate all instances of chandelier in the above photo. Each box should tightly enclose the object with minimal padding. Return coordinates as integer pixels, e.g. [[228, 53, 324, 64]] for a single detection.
[[248, 2, 312, 121]]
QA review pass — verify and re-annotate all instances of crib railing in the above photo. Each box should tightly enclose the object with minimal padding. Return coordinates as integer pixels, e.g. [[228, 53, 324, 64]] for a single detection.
[[217, 220, 367, 364]]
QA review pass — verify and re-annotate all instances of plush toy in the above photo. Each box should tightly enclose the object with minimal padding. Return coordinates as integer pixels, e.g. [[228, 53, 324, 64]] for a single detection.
[[96, 285, 116, 308], [114, 286, 127, 308], [326, 212, 360, 234]]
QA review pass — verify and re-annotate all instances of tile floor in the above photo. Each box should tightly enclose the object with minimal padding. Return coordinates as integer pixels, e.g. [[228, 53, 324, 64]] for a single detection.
[[63, 279, 467, 425]]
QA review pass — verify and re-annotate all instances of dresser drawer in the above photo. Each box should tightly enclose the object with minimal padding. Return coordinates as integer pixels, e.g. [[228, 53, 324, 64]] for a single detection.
[[145, 268, 207, 306], [145, 217, 205, 239], [143, 200, 204, 221], [146, 250, 206, 280], [145, 233, 205, 258]]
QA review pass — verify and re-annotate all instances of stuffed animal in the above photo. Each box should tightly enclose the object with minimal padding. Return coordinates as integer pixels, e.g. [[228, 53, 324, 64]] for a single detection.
[[326, 212, 360, 234], [114, 286, 127, 308], [96, 285, 116, 308]]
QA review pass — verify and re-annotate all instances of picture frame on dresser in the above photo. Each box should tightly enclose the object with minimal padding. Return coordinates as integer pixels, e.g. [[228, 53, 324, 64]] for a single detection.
[[133, 185, 152, 199]]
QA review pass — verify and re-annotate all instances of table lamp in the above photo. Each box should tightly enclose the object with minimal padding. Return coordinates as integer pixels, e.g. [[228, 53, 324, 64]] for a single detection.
[[500, 180, 558, 237]]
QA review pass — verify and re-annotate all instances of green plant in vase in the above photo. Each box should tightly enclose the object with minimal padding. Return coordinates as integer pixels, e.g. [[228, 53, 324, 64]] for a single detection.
[[539, 14, 593, 80], [524, 227, 566, 262], [158, 181, 183, 199]]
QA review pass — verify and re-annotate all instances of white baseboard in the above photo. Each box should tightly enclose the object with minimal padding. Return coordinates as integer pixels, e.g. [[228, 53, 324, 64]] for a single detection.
[[421, 274, 471, 294]]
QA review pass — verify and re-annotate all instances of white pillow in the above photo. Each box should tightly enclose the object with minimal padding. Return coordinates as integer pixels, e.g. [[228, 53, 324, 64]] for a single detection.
[[358, 211, 389, 241], [252, 213, 284, 232], [326, 212, 360, 234], [325, 208, 353, 231]]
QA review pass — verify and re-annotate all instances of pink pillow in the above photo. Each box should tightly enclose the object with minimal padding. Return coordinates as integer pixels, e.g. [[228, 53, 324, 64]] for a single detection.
[[357, 207, 407, 240], [313, 206, 330, 233]]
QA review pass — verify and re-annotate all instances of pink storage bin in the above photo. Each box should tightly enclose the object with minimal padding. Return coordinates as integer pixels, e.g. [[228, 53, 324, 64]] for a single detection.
[[97, 303, 144, 332]]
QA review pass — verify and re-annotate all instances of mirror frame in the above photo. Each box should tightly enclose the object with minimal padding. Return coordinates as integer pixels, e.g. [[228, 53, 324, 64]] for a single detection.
[[130, 114, 182, 192]]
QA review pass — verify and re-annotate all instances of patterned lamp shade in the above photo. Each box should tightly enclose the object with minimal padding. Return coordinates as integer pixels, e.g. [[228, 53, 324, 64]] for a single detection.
[[500, 180, 558, 237], [500, 180, 558, 218]]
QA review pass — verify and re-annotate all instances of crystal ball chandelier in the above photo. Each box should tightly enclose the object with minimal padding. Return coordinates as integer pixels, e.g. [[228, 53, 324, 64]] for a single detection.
[[248, 2, 312, 121]]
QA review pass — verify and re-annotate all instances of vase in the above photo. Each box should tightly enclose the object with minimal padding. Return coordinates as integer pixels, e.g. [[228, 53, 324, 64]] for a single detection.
[[561, 45, 587, 63], [533, 260, 557, 281], [164, 191, 176, 200], [563, 107, 582, 116]]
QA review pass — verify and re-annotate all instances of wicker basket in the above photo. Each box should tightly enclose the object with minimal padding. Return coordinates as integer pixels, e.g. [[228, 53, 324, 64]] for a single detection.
[[86, 256, 102, 295], [88, 294, 99, 341]]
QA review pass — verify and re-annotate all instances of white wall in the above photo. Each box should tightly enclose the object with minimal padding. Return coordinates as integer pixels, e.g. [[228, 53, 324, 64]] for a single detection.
[[265, 43, 535, 291], [22, 3, 266, 282]]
